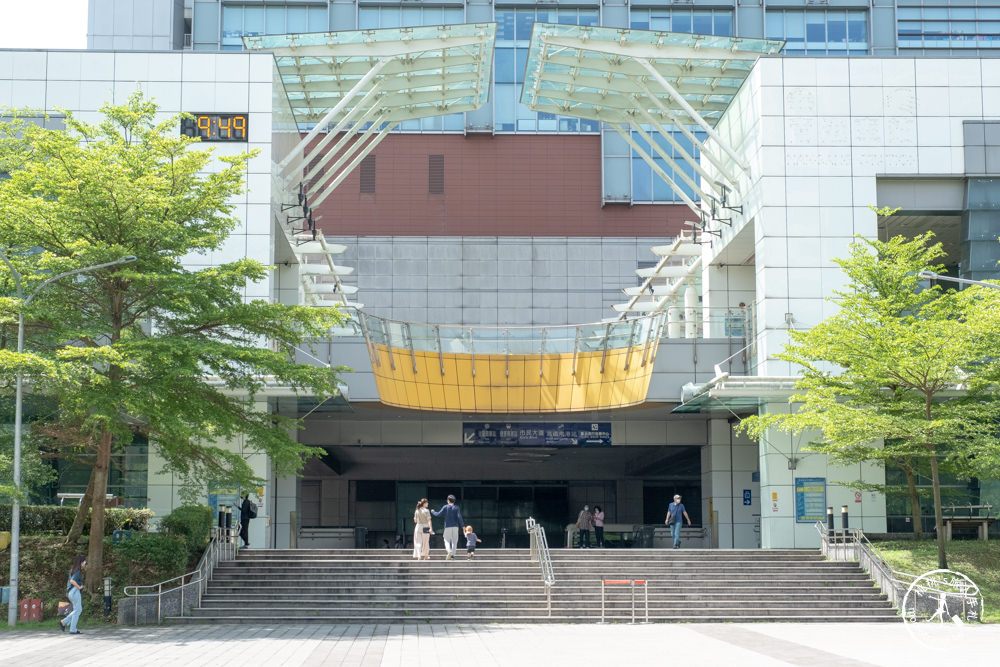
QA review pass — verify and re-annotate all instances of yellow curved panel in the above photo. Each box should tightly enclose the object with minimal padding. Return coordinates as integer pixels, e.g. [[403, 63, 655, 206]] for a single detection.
[[369, 340, 660, 413]]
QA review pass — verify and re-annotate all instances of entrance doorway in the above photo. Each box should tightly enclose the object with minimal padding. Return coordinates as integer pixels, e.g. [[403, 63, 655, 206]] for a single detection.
[[398, 482, 573, 548]]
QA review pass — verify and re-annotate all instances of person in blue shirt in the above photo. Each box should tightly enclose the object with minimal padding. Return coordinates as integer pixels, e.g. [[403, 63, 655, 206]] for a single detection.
[[665, 494, 691, 549], [60, 554, 86, 634], [431, 494, 465, 560]]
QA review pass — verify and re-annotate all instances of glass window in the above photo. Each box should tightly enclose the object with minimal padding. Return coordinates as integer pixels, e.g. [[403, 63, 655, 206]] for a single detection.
[[287, 7, 307, 33], [359, 8, 379, 30], [222, 6, 242, 47], [714, 13, 732, 37], [265, 7, 285, 34], [495, 48, 515, 84], [515, 9, 535, 41], [495, 83, 515, 132], [443, 8, 464, 24], [767, 10, 868, 54], [307, 6, 327, 31], [402, 7, 422, 27], [692, 11, 713, 35], [244, 7, 264, 36], [497, 10, 515, 41], [515, 48, 528, 84]]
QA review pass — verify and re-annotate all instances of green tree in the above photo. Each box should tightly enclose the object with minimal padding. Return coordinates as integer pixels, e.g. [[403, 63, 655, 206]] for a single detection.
[[0, 93, 345, 589], [739, 233, 1000, 569]]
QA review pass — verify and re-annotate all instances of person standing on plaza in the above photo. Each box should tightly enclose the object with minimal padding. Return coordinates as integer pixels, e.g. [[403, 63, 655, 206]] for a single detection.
[[665, 494, 691, 549], [592, 505, 605, 548], [413, 498, 434, 560], [234, 492, 254, 548], [431, 494, 465, 560], [59, 555, 86, 634], [575, 504, 593, 548]]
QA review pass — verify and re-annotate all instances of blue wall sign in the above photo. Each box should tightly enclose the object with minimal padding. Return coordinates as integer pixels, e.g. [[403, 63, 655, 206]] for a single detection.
[[462, 422, 611, 446], [743, 489, 752, 506], [794, 477, 827, 523]]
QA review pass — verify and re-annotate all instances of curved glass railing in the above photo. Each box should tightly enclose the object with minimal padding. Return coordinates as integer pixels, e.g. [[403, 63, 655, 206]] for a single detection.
[[356, 312, 666, 413]]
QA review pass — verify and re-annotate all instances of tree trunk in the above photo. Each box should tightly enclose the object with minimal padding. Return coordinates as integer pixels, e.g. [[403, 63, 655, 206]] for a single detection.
[[86, 428, 113, 592], [928, 453, 947, 569], [63, 468, 96, 547], [904, 463, 922, 539]]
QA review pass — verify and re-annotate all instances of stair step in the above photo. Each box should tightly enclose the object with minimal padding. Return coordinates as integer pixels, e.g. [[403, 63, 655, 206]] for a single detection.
[[170, 547, 900, 625]]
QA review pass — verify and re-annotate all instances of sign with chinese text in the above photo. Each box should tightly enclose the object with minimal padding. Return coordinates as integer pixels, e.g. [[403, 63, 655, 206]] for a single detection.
[[794, 477, 827, 522], [462, 422, 611, 446]]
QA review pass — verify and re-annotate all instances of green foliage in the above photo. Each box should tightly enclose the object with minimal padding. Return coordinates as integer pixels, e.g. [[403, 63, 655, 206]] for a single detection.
[[159, 504, 213, 559], [0, 504, 152, 535], [874, 539, 1000, 623], [0, 92, 349, 585], [108, 533, 188, 585], [739, 232, 1000, 567]]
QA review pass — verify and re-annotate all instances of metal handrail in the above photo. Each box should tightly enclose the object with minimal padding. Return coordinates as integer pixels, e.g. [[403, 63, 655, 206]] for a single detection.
[[814, 521, 918, 612], [526, 517, 555, 617], [122, 525, 237, 624]]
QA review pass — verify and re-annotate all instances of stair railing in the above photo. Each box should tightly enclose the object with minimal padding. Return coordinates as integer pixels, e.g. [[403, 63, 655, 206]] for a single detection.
[[814, 521, 917, 612], [121, 525, 237, 625], [526, 517, 554, 616]]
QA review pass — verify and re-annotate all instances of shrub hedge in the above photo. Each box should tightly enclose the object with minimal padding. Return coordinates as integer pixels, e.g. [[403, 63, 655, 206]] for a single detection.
[[0, 504, 152, 536], [109, 533, 188, 584], [159, 505, 213, 559]]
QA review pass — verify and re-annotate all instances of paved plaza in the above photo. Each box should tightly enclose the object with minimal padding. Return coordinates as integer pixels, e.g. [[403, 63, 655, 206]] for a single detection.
[[2, 622, 998, 666]]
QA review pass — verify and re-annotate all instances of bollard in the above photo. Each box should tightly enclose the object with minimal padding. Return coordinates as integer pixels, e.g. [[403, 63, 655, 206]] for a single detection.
[[103, 577, 112, 617], [827, 506, 834, 536], [841, 505, 849, 530]]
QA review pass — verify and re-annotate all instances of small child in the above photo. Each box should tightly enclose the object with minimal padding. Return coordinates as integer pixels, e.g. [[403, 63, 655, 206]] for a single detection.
[[464, 525, 482, 559]]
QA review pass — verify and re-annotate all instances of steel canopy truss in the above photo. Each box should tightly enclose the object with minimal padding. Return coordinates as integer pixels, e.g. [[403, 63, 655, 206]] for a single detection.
[[245, 23, 496, 209], [521, 23, 783, 216], [245, 24, 495, 312]]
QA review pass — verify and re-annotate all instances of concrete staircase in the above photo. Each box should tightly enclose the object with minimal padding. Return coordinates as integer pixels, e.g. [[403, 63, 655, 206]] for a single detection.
[[167, 547, 899, 624]]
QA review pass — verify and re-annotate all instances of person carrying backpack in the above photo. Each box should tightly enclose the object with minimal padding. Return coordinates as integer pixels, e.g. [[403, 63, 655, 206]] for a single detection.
[[234, 492, 257, 548]]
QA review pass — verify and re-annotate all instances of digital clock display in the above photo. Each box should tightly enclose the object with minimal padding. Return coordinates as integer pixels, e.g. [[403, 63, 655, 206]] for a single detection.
[[180, 113, 249, 142]]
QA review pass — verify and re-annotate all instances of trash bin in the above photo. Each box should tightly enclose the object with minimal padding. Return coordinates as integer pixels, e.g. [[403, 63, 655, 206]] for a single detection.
[[354, 526, 368, 548]]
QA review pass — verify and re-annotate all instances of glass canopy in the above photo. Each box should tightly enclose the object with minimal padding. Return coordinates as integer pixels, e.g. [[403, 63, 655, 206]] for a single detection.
[[521, 23, 783, 126], [244, 23, 496, 128]]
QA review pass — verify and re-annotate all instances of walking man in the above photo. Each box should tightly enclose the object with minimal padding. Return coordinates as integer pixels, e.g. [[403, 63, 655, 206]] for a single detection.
[[665, 494, 691, 549], [432, 494, 465, 560]]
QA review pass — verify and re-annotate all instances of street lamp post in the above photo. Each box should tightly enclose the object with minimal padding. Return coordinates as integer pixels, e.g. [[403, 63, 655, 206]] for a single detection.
[[918, 271, 1000, 291], [1, 250, 136, 627]]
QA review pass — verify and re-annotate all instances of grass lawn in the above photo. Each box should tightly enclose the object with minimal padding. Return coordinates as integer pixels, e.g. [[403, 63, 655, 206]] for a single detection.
[[871, 538, 1000, 623]]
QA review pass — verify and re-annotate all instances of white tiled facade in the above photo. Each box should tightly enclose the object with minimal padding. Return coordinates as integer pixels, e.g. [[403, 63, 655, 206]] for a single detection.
[[705, 57, 999, 546], [4, 48, 998, 548]]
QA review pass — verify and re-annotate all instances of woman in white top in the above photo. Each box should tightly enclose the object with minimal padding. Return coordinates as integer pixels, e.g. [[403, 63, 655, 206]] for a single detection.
[[413, 498, 434, 560]]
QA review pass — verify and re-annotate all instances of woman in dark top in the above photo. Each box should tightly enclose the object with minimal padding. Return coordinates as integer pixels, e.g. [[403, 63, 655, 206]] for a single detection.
[[60, 554, 86, 634], [234, 493, 252, 548]]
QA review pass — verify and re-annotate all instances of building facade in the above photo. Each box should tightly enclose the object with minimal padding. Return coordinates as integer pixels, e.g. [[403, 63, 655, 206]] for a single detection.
[[1, 0, 997, 550]]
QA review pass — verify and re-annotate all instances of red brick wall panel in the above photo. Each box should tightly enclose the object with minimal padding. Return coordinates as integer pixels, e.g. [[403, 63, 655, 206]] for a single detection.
[[304, 134, 690, 237]]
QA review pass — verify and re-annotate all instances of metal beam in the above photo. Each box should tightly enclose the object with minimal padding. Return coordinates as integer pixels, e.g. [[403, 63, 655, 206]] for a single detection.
[[310, 121, 399, 209], [277, 56, 392, 174], [609, 123, 701, 216], [636, 57, 749, 172]]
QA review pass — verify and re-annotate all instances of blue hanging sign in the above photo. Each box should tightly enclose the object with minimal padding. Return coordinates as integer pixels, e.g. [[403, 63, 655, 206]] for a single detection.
[[462, 422, 612, 446], [794, 477, 827, 523]]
